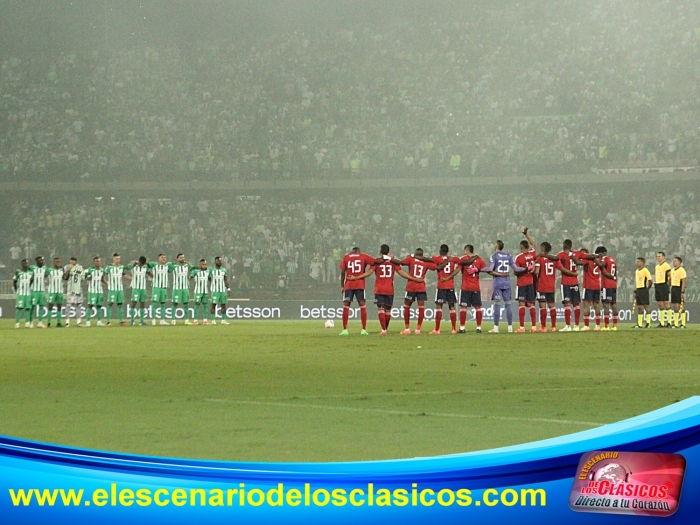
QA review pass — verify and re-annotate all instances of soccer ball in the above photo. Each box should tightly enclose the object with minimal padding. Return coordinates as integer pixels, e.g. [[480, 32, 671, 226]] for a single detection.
[[324, 319, 335, 329]]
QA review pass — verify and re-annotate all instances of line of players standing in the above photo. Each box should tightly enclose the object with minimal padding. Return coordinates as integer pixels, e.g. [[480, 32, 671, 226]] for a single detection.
[[12, 253, 233, 328], [337, 228, 689, 335]]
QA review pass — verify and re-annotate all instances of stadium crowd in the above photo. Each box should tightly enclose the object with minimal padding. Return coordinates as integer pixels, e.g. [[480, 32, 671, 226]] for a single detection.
[[5, 187, 700, 298], [1, 0, 700, 181]]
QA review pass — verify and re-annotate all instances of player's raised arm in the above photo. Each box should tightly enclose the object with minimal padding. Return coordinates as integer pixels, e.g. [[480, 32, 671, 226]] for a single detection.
[[523, 229, 557, 262], [523, 227, 536, 251]]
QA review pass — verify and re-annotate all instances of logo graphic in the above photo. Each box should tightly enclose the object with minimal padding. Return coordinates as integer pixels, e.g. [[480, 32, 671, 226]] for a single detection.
[[569, 451, 685, 517]]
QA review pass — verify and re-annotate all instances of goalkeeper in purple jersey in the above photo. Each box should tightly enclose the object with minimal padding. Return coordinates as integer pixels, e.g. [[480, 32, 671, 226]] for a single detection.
[[481, 240, 526, 333]]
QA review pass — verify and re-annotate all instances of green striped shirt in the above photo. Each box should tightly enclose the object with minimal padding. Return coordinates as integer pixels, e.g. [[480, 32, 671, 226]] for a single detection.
[[210, 267, 228, 293], [191, 269, 209, 295], [172, 263, 191, 291], [86, 268, 105, 295], [29, 265, 47, 292], [149, 262, 173, 289], [105, 264, 131, 291], [131, 265, 148, 290], [14, 270, 33, 296], [47, 268, 64, 294]]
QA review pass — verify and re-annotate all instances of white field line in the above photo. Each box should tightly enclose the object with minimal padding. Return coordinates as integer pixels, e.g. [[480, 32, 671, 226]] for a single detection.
[[204, 399, 603, 427], [247, 382, 700, 402]]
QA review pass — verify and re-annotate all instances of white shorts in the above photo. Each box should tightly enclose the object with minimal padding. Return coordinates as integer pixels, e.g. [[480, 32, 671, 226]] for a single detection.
[[67, 293, 83, 305]]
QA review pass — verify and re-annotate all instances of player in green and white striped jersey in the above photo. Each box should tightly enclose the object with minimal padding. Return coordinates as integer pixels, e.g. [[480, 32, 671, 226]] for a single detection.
[[46, 256, 66, 327], [64, 257, 85, 327], [190, 259, 210, 325], [104, 253, 133, 326], [85, 256, 106, 327], [171, 253, 193, 325], [28, 255, 48, 327], [129, 256, 149, 326], [209, 256, 231, 325], [13, 259, 33, 328], [147, 254, 174, 326]]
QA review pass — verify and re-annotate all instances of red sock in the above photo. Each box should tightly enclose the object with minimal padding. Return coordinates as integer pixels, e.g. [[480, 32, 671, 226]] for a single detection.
[[613, 315, 618, 327], [540, 308, 547, 328], [550, 308, 557, 329], [342, 306, 349, 329], [360, 306, 367, 329], [378, 311, 386, 330], [417, 306, 425, 330], [529, 306, 537, 327], [435, 309, 442, 331], [518, 306, 525, 328], [450, 310, 457, 330], [475, 308, 483, 328], [459, 309, 467, 327], [403, 306, 410, 328], [564, 306, 571, 326], [604, 313, 610, 328], [385, 313, 391, 330], [574, 306, 581, 326], [596, 312, 601, 326], [584, 310, 590, 327]]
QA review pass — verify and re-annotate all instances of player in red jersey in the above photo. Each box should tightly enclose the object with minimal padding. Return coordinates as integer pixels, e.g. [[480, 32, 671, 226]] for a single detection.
[[351, 244, 424, 335], [445, 245, 486, 333], [579, 248, 603, 331], [595, 247, 618, 330], [557, 239, 584, 331], [534, 242, 564, 332], [398, 248, 442, 335], [339, 247, 376, 335], [514, 228, 538, 333], [430, 244, 462, 334]]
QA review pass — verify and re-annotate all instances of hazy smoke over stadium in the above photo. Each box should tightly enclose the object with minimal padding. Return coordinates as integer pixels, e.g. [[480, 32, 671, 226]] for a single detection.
[[1, 0, 698, 300]]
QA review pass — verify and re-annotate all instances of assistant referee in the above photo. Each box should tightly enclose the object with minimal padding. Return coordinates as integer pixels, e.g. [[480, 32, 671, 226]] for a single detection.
[[654, 251, 672, 328], [670, 256, 687, 329], [634, 257, 652, 328]]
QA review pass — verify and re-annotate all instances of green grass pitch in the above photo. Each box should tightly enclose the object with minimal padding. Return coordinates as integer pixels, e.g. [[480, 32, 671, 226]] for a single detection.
[[0, 320, 698, 463]]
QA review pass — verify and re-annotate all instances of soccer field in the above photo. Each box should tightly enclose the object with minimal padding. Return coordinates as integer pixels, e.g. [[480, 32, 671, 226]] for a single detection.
[[0, 321, 698, 463]]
